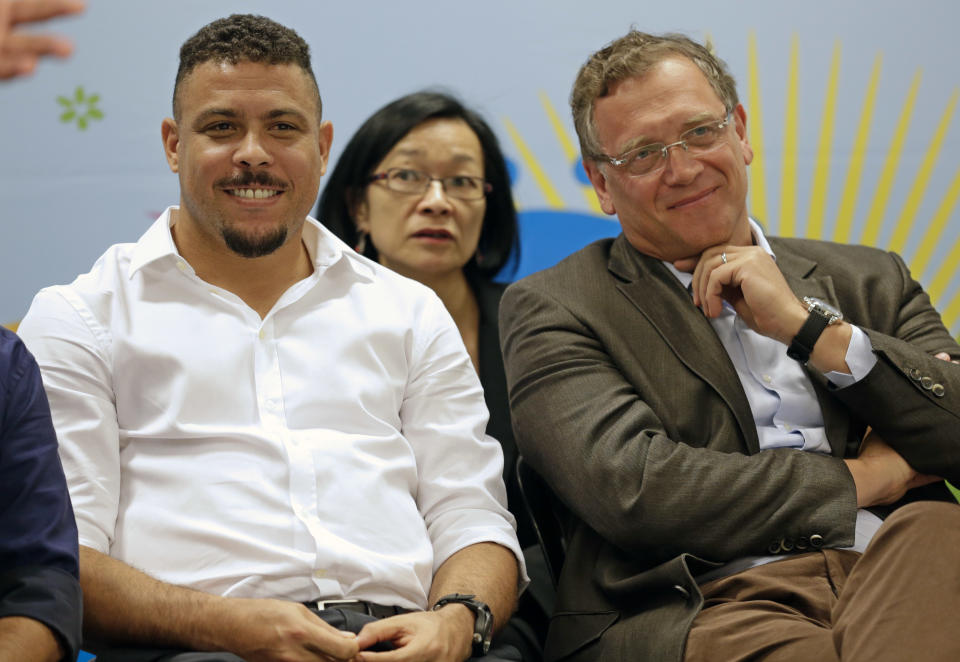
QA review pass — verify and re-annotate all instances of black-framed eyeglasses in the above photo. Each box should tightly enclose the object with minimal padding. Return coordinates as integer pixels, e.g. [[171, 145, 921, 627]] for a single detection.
[[367, 168, 492, 201], [601, 112, 734, 176]]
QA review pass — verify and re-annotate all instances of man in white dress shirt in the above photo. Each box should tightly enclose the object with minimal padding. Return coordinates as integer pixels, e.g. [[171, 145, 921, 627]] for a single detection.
[[19, 14, 523, 662]]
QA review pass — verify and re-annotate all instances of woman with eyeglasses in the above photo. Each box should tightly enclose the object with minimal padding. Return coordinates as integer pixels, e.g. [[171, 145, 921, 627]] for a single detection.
[[318, 91, 548, 659]]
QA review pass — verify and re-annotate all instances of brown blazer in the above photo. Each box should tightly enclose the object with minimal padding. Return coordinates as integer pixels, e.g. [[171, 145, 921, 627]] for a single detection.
[[499, 233, 960, 661]]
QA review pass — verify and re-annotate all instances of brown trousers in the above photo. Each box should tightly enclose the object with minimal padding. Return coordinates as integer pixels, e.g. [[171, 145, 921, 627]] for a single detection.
[[685, 501, 960, 661]]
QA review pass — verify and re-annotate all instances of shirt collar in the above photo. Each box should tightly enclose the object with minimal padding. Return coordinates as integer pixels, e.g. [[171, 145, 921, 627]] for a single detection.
[[128, 206, 346, 278], [662, 218, 775, 290]]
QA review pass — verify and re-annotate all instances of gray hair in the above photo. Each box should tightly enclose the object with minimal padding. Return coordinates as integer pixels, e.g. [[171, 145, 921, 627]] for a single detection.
[[571, 30, 738, 160]]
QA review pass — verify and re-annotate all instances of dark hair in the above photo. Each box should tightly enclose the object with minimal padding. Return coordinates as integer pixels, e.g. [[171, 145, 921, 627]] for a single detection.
[[173, 14, 321, 120], [317, 91, 519, 281]]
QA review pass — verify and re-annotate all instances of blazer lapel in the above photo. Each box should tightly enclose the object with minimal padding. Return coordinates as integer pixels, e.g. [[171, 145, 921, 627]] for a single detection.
[[772, 240, 852, 458], [608, 236, 761, 453]]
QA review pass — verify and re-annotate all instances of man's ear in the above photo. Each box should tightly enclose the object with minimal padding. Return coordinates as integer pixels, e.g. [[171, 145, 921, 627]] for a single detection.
[[161, 118, 180, 173], [733, 103, 753, 166], [583, 158, 617, 216], [317, 120, 334, 176]]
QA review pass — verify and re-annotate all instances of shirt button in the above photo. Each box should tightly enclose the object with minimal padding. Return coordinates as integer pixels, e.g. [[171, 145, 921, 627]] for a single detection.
[[313, 569, 327, 578], [259, 329, 266, 340], [177, 261, 188, 271], [762, 374, 772, 384]]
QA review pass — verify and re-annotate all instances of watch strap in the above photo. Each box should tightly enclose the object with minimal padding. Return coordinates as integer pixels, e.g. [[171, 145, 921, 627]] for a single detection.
[[786, 309, 831, 363], [432, 593, 493, 656]]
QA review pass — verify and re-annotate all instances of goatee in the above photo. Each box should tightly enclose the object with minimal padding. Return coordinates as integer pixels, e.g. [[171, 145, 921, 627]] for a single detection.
[[222, 226, 288, 258]]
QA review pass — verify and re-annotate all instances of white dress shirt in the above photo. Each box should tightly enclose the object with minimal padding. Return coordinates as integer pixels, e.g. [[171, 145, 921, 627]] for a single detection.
[[18, 208, 523, 610], [663, 220, 882, 583]]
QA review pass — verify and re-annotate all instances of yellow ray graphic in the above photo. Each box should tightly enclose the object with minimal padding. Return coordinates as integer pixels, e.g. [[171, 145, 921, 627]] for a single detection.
[[2, 321, 18, 332], [807, 41, 841, 240], [892, 88, 959, 257], [924, 166, 960, 299], [943, 285, 960, 331], [747, 31, 769, 223], [833, 54, 882, 244], [779, 35, 800, 237], [537, 91, 602, 214], [859, 69, 922, 247], [502, 116, 565, 209]]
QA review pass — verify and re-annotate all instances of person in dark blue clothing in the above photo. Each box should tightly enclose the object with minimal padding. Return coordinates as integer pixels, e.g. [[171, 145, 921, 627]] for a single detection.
[[0, 326, 81, 662]]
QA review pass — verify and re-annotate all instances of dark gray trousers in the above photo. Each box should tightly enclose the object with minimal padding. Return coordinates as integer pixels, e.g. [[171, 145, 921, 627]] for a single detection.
[[92, 605, 522, 662]]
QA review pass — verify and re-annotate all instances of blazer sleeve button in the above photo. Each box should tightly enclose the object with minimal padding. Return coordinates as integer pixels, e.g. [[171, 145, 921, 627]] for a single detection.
[[768, 540, 782, 554], [932, 383, 945, 397], [673, 584, 691, 600], [921, 376, 934, 390], [796, 537, 809, 550], [810, 534, 824, 549]]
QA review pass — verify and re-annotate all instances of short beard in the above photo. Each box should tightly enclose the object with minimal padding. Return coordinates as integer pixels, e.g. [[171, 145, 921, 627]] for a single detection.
[[222, 225, 288, 258]]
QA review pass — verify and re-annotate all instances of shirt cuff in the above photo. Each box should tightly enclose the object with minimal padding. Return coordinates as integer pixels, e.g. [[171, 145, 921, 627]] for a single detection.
[[0, 566, 82, 662], [825, 325, 877, 388], [428, 510, 530, 593]]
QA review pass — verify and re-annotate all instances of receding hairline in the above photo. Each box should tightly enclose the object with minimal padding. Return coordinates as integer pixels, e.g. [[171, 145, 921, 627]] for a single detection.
[[570, 30, 739, 161]]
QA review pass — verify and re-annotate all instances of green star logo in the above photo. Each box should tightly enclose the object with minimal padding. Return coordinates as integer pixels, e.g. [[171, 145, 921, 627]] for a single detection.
[[57, 86, 104, 130]]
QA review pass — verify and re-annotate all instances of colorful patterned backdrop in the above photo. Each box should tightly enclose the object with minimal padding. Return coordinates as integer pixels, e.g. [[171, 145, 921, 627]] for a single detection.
[[2, 0, 959, 336]]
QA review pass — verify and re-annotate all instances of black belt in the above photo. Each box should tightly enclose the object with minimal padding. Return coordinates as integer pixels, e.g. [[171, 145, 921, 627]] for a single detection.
[[304, 599, 413, 619]]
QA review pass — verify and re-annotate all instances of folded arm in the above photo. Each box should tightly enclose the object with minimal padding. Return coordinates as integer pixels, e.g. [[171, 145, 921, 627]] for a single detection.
[[499, 277, 857, 563]]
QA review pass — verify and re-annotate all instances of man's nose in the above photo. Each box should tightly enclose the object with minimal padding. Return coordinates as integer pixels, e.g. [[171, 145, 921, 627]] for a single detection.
[[660, 141, 701, 184], [234, 131, 272, 167]]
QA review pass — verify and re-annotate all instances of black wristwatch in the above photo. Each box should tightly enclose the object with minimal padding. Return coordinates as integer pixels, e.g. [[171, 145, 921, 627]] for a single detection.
[[432, 593, 493, 656], [786, 296, 843, 363]]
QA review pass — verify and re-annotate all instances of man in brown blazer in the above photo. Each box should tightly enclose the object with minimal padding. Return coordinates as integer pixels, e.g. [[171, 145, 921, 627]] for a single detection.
[[500, 30, 960, 662]]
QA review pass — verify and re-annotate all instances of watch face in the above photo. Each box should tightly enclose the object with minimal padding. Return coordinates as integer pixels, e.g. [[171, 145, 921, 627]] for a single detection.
[[803, 296, 842, 323]]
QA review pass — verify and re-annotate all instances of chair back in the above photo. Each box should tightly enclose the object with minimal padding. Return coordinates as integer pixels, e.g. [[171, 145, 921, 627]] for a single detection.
[[515, 456, 569, 588]]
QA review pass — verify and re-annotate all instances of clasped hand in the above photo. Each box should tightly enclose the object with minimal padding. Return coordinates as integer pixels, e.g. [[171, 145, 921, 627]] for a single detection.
[[224, 599, 473, 662], [674, 245, 808, 345]]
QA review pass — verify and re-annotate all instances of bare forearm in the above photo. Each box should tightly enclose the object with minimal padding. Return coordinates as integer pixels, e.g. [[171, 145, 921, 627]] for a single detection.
[[428, 542, 519, 632], [80, 545, 224, 650], [80, 546, 358, 661], [0, 617, 63, 662]]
